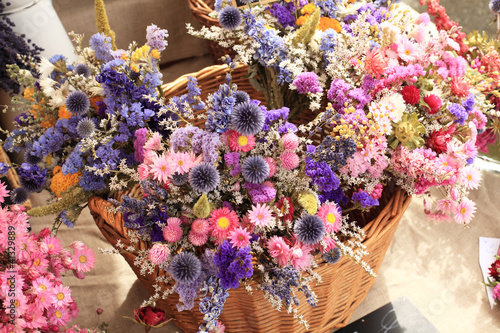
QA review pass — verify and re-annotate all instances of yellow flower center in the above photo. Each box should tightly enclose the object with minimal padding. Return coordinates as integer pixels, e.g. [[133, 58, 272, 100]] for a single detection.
[[40, 284, 47, 291], [55, 310, 62, 318], [258, 214, 263, 219], [326, 213, 336, 224], [237, 135, 248, 146], [238, 235, 245, 241], [79, 255, 87, 263], [14, 300, 19, 308], [467, 174, 473, 181], [442, 162, 448, 167], [460, 207, 467, 215], [48, 244, 54, 250], [160, 166, 166, 171], [217, 217, 229, 229], [33, 258, 41, 266], [404, 49, 411, 56], [57, 292, 65, 300], [178, 160, 184, 166]]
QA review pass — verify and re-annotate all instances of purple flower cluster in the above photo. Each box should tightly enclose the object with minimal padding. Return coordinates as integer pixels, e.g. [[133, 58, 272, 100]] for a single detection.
[[352, 191, 379, 208], [213, 241, 253, 290], [305, 158, 339, 192], [448, 103, 467, 125], [293, 72, 323, 95], [244, 182, 276, 203], [191, 131, 221, 164], [268, 2, 296, 28], [89, 32, 113, 63], [314, 136, 357, 172], [199, 276, 229, 332], [146, 24, 169, 52], [18, 163, 47, 193], [261, 265, 300, 308], [133, 128, 148, 163]]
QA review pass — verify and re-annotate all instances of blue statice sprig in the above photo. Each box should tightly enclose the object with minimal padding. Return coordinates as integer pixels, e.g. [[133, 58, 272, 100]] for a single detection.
[[198, 276, 229, 333]]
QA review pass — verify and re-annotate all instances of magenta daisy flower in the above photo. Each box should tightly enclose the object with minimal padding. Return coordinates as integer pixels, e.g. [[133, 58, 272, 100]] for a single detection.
[[32, 276, 54, 294], [30, 251, 49, 272], [52, 284, 73, 307], [459, 166, 482, 190], [23, 304, 48, 329], [72, 246, 96, 273], [454, 198, 476, 224], [267, 236, 290, 266], [150, 153, 174, 184], [209, 207, 239, 241], [0, 181, 10, 203], [35, 290, 56, 310], [227, 129, 256, 152], [43, 235, 63, 255], [248, 203, 273, 227], [148, 244, 170, 265], [48, 306, 72, 327], [163, 217, 183, 243], [435, 198, 456, 214], [317, 202, 342, 233], [228, 227, 251, 248], [167, 151, 194, 174]]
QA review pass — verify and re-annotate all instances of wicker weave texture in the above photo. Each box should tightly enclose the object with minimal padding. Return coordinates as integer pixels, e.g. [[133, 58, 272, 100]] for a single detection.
[[89, 64, 412, 332], [0, 145, 32, 210]]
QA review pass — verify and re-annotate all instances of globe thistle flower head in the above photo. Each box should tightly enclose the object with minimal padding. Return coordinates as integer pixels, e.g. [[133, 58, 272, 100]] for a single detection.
[[171, 172, 188, 186], [231, 101, 265, 135], [65, 91, 90, 116], [189, 163, 220, 193], [218, 6, 242, 30], [242, 155, 269, 184], [169, 251, 201, 283], [18, 163, 46, 192], [24, 150, 42, 165], [491, 0, 500, 14], [11, 187, 29, 204], [323, 247, 341, 264], [74, 64, 92, 77], [76, 118, 96, 138], [294, 214, 325, 245], [234, 90, 250, 105]]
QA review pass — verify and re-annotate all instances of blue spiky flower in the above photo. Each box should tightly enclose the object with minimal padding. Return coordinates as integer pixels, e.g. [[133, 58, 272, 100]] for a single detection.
[[189, 163, 220, 193], [218, 6, 242, 30], [323, 247, 342, 264], [18, 163, 46, 192], [234, 90, 250, 105], [65, 91, 90, 115], [74, 64, 92, 77], [171, 172, 188, 186], [76, 118, 96, 138], [11, 187, 29, 204], [491, 0, 500, 13], [241, 155, 269, 184], [169, 252, 202, 283], [231, 101, 265, 135], [294, 214, 325, 245], [24, 150, 42, 165]]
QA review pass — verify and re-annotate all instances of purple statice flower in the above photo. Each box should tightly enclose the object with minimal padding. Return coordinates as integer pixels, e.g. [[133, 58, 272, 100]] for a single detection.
[[205, 81, 236, 133], [268, 2, 296, 28], [191, 131, 221, 164], [327, 79, 351, 111], [347, 88, 371, 110], [59, 210, 75, 228], [462, 93, 475, 112], [319, 28, 337, 66], [224, 152, 240, 167], [305, 158, 339, 192], [262, 106, 289, 131], [352, 190, 379, 208], [244, 182, 276, 203], [0, 162, 10, 175], [133, 128, 148, 163], [62, 143, 83, 175], [185, 76, 205, 110], [315, 0, 338, 18], [278, 122, 298, 134], [448, 103, 467, 125], [79, 170, 106, 191], [261, 265, 300, 308], [213, 241, 253, 290], [170, 126, 203, 152], [293, 72, 323, 94], [14, 112, 30, 127], [199, 276, 229, 332], [146, 24, 169, 52], [320, 187, 348, 206], [89, 32, 113, 63], [18, 163, 47, 193]]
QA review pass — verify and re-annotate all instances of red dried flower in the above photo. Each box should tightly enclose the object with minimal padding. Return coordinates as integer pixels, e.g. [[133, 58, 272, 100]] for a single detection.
[[275, 197, 294, 223], [132, 306, 171, 328], [401, 85, 420, 105], [489, 260, 500, 280], [422, 94, 442, 114], [450, 76, 470, 98]]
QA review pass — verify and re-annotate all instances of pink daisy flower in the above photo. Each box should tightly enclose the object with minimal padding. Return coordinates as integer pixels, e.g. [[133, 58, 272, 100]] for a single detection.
[[228, 227, 251, 248], [248, 203, 273, 227], [43, 235, 63, 255], [280, 150, 300, 170], [148, 244, 170, 265], [281, 133, 299, 151], [227, 130, 256, 152], [47, 306, 72, 327], [32, 276, 54, 294], [163, 217, 183, 243], [289, 244, 313, 271], [144, 132, 162, 150], [267, 236, 290, 266], [458, 166, 481, 190], [138, 163, 151, 180], [435, 198, 456, 214], [454, 198, 476, 224], [191, 218, 210, 236], [317, 202, 342, 233], [396, 35, 419, 62], [52, 284, 73, 308], [264, 157, 277, 177], [34, 290, 56, 310], [322, 237, 337, 252], [23, 304, 47, 329], [30, 251, 49, 272], [188, 232, 208, 246], [150, 153, 174, 184], [72, 247, 96, 273], [167, 151, 194, 174], [426, 212, 451, 223], [70, 241, 85, 251], [209, 207, 239, 241], [0, 181, 10, 203]]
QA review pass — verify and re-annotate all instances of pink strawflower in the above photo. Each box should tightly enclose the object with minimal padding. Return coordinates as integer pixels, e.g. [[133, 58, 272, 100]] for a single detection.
[[34, 290, 57, 310], [23, 304, 48, 329], [32, 276, 54, 294], [317, 202, 342, 233], [144, 132, 162, 150], [72, 246, 96, 273], [396, 35, 419, 62], [188, 232, 208, 246], [364, 47, 388, 77], [0, 181, 10, 202], [280, 150, 299, 170], [52, 284, 73, 308], [427, 212, 452, 223], [458, 166, 481, 190], [228, 227, 251, 248], [43, 235, 63, 255], [148, 244, 170, 265], [191, 218, 210, 235], [227, 130, 255, 152], [282, 133, 299, 151], [69, 241, 85, 251], [47, 306, 72, 327], [248, 203, 273, 227], [264, 157, 277, 177], [267, 236, 290, 266], [209, 207, 239, 241], [163, 217, 183, 243], [150, 153, 174, 184], [289, 244, 313, 271], [435, 198, 456, 214], [454, 198, 476, 224], [322, 237, 337, 252], [30, 251, 49, 272], [493, 284, 500, 301], [167, 151, 194, 174]]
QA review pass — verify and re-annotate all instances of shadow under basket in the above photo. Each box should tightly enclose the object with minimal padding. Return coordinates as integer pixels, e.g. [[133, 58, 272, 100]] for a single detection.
[[88, 63, 412, 332]]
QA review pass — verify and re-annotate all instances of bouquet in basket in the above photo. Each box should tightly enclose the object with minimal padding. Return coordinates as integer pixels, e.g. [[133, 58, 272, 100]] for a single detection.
[[0, 180, 99, 332], [485, 245, 500, 304], [1, 15, 169, 229]]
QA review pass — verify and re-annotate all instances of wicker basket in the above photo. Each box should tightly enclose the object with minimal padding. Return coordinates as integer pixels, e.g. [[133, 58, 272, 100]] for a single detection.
[[0, 145, 31, 210], [187, 0, 237, 64], [88, 64, 412, 332]]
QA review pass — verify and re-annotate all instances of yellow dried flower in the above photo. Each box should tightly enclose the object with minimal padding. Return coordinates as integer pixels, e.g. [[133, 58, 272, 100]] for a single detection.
[[193, 193, 212, 219], [297, 190, 318, 215]]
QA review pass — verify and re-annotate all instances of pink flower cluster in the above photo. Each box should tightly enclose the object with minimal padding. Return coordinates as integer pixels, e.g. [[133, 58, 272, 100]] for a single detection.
[[0, 184, 96, 332]]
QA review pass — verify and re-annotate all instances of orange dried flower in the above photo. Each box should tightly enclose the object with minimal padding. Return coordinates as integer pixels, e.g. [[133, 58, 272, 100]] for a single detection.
[[317, 17, 342, 32], [296, 15, 310, 26], [50, 166, 81, 198], [58, 106, 72, 120]]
